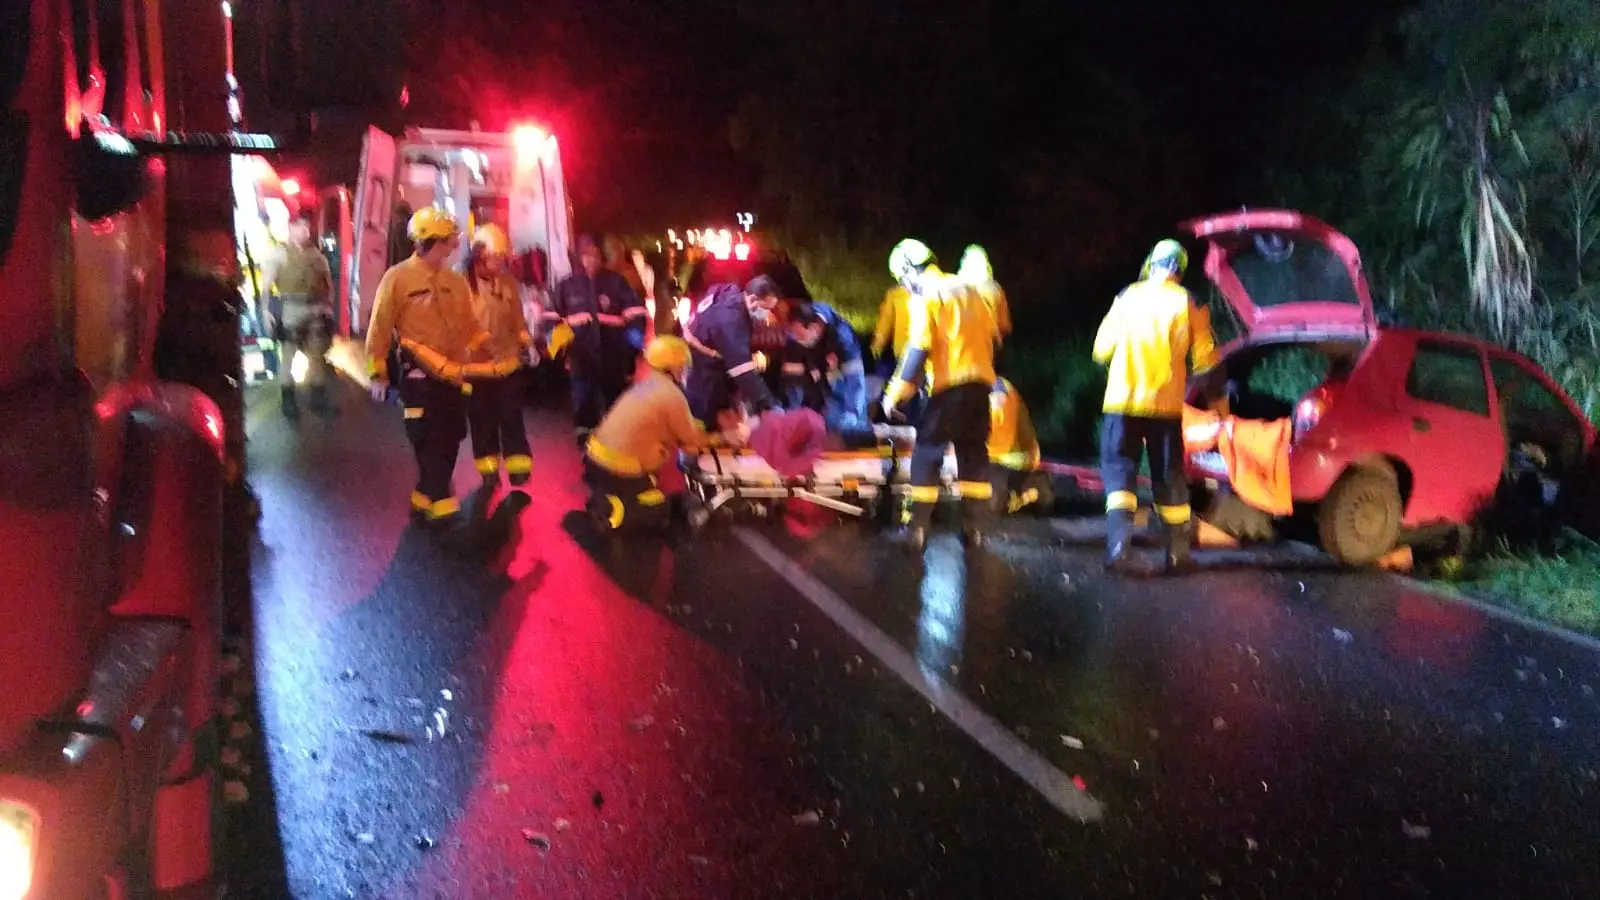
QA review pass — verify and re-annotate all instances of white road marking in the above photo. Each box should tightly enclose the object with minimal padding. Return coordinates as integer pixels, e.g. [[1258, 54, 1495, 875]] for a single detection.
[[733, 528, 1106, 823]]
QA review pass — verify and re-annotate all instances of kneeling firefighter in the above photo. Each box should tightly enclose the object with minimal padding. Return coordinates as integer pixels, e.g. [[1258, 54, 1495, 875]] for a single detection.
[[584, 337, 721, 531], [987, 378, 1053, 515], [366, 207, 490, 526], [462, 224, 536, 494], [881, 238, 1001, 551], [1092, 239, 1219, 573]]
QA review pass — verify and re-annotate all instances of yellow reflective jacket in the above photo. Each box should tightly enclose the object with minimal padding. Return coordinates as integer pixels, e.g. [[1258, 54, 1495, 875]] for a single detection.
[[973, 279, 1012, 340], [872, 285, 912, 359], [1092, 277, 1218, 418], [903, 272, 999, 396], [367, 256, 492, 383], [588, 369, 713, 475], [988, 378, 1040, 471], [468, 270, 534, 365]]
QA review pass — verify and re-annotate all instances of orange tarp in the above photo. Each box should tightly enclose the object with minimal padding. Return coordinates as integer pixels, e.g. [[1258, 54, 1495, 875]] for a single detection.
[[1181, 405, 1294, 517]]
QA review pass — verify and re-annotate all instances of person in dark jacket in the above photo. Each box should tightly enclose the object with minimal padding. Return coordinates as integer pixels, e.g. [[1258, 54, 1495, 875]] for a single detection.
[[781, 300, 869, 434], [545, 234, 647, 445], [682, 275, 783, 428]]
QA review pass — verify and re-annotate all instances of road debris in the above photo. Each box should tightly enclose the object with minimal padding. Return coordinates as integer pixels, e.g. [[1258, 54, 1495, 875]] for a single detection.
[[627, 714, 656, 732], [432, 708, 450, 738], [440, 688, 454, 702], [359, 728, 415, 744], [1061, 735, 1085, 750], [792, 810, 822, 825], [415, 833, 436, 851], [554, 818, 572, 833], [689, 854, 711, 867], [1553, 716, 1568, 730], [592, 790, 605, 810], [493, 782, 510, 795], [1401, 819, 1432, 839], [1331, 628, 1353, 644], [354, 832, 375, 844], [339, 668, 358, 681], [521, 829, 551, 850], [1246, 837, 1259, 852], [1212, 717, 1227, 731]]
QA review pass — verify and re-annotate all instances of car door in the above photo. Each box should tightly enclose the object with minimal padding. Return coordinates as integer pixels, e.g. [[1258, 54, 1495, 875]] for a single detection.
[[1487, 352, 1592, 474], [1393, 338, 1505, 526]]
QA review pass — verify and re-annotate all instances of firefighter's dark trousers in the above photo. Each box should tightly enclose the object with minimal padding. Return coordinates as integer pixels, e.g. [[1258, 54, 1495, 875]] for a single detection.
[[571, 361, 631, 438], [583, 458, 670, 532], [907, 382, 993, 530], [399, 366, 468, 520], [467, 373, 532, 485], [1100, 412, 1190, 539]]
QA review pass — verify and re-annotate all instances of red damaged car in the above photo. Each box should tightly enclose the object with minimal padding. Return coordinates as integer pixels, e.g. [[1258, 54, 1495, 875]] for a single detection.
[[1182, 208, 1596, 564]]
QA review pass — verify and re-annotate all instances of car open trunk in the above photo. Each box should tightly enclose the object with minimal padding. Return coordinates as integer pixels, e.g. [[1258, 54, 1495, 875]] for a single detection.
[[1181, 209, 1378, 343]]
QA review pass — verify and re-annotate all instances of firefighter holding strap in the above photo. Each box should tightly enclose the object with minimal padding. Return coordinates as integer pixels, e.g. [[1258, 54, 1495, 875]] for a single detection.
[[1093, 239, 1219, 574], [881, 238, 1000, 552], [366, 207, 490, 526], [463, 224, 536, 492]]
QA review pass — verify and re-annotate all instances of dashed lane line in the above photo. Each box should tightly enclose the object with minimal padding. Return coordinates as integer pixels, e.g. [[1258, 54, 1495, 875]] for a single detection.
[[733, 527, 1105, 824]]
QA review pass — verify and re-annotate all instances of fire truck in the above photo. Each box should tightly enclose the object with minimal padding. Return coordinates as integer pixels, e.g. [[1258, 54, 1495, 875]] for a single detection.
[[345, 123, 576, 338], [2, 1, 251, 896]]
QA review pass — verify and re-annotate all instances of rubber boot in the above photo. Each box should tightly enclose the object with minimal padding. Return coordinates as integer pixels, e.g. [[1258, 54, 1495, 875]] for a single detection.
[[1164, 522, 1196, 575], [308, 382, 335, 416], [961, 497, 990, 549], [281, 385, 300, 420], [895, 525, 928, 553], [1104, 509, 1136, 572]]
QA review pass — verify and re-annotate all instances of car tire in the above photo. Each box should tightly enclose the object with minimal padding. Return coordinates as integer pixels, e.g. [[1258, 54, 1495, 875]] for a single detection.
[[1317, 467, 1403, 565]]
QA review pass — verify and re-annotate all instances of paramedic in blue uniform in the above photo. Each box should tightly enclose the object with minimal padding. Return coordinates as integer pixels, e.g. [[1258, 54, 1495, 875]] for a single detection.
[[545, 234, 647, 446], [781, 299, 870, 432], [682, 275, 783, 428]]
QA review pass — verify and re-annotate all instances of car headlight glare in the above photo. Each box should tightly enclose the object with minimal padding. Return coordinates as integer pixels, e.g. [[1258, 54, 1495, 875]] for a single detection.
[[0, 800, 38, 900]]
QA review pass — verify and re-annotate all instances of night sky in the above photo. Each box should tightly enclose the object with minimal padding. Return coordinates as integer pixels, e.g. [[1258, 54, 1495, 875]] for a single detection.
[[386, 1, 1406, 230]]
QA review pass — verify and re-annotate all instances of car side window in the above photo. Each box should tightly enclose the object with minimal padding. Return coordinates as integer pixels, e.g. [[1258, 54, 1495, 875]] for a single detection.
[[1406, 342, 1489, 416]]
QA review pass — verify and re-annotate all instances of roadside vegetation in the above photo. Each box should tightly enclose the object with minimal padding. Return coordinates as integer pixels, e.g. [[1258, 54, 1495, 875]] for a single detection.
[[739, 1, 1600, 632]]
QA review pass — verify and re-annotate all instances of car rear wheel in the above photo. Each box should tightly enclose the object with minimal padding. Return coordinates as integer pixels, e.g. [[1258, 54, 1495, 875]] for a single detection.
[[1317, 467, 1403, 565]]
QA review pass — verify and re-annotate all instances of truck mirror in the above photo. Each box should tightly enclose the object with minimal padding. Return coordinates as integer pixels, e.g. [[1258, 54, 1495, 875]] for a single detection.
[[74, 132, 150, 222]]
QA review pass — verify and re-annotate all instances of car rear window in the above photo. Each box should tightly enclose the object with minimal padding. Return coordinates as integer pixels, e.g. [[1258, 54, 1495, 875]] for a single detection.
[[1406, 341, 1489, 416], [1229, 231, 1361, 309]]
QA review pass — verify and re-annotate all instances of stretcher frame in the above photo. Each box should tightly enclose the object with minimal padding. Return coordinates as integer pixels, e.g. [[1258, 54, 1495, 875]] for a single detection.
[[681, 442, 962, 524]]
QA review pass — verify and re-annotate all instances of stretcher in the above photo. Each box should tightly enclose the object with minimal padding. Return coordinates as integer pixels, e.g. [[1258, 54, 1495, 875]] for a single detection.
[[682, 442, 962, 524]]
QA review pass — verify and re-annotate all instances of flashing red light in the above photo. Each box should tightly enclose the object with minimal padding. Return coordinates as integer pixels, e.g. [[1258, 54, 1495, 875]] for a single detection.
[[512, 124, 548, 158], [281, 178, 301, 196], [734, 242, 751, 261]]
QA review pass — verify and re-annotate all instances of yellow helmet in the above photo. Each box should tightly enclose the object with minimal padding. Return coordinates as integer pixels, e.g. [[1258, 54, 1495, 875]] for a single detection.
[[408, 206, 460, 243], [888, 238, 934, 280], [1140, 239, 1188, 280], [472, 224, 510, 256], [958, 244, 992, 282], [644, 336, 692, 374]]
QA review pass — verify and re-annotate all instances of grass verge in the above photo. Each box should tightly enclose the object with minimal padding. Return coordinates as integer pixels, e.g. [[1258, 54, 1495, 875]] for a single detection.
[[1450, 530, 1600, 636]]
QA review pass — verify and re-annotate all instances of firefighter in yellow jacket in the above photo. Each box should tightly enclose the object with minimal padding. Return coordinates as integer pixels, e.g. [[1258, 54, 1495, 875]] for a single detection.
[[958, 245, 1013, 342], [881, 238, 1000, 551], [462, 225, 536, 495], [1092, 239, 1218, 573], [584, 336, 720, 532], [986, 378, 1053, 516], [366, 207, 491, 526]]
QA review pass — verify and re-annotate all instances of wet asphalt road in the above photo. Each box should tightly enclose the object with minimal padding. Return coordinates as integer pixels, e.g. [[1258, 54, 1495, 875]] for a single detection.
[[240, 379, 1600, 899]]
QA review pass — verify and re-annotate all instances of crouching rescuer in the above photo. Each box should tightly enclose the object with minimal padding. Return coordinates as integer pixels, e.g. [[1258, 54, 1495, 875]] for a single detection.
[[366, 207, 489, 526], [987, 377, 1053, 515], [1093, 239, 1219, 573], [584, 337, 717, 531]]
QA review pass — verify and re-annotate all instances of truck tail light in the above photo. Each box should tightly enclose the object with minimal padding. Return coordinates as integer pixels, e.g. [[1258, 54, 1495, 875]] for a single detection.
[[0, 800, 39, 900]]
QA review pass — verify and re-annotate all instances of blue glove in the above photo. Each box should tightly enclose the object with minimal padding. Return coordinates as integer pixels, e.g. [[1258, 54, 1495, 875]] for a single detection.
[[627, 329, 645, 352]]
